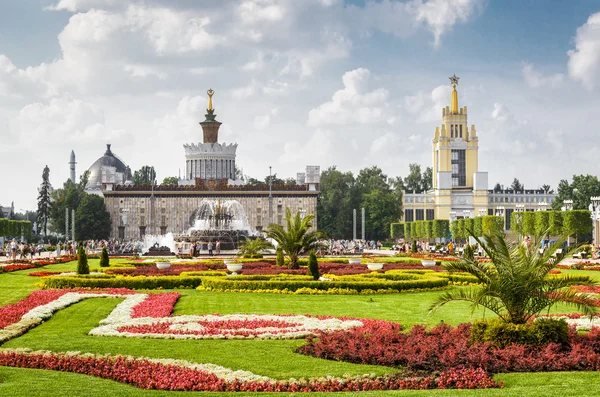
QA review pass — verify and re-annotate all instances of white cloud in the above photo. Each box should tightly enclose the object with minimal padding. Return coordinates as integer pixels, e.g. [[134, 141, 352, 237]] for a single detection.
[[568, 12, 600, 89], [308, 68, 391, 126], [522, 63, 563, 88], [45, 0, 122, 12], [414, 0, 483, 47], [124, 64, 168, 79]]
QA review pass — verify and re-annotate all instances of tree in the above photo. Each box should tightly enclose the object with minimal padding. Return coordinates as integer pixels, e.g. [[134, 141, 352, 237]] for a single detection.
[[76, 244, 89, 275], [541, 184, 553, 194], [0, 207, 4, 219], [317, 167, 356, 239], [361, 189, 401, 240], [510, 178, 524, 192], [161, 176, 178, 186], [75, 194, 111, 240], [266, 209, 321, 269], [430, 231, 598, 324], [36, 165, 52, 235], [493, 183, 502, 193], [49, 173, 89, 235], [276, 247, 285, 267], [307, 250, 320, 280], [237, 238, 273, 258], [133, 166, 157, 186], [404, 163, 422, 193], [246, 177, 266, 187], [421, 167, 433, 192], [100, 246, 110, 267], [552, 175, 600, 211]]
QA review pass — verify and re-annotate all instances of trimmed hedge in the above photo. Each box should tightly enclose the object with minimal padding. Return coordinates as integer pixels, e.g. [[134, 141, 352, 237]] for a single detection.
[[40, 275, 206, 290], [199, 276, 449, 293]]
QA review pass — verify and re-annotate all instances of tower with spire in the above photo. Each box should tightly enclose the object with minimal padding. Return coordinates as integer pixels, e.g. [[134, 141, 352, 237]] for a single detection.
[[432, 74, 479, 190], [69, 150, 77, 183], [182, 89, 238, 182]]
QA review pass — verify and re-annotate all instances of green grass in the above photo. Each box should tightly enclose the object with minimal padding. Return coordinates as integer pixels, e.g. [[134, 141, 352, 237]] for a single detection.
[[1, 260, 600, 395]]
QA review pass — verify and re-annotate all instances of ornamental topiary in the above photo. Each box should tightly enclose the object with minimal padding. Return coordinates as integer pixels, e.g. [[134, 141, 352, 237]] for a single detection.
[[470, 317, 569, 348], [76, 244, 89, 275], [276, 247, 285, 267], [411, 240, 418, 253], [100, 246, 110, 268], [307, 250, 320, 280]]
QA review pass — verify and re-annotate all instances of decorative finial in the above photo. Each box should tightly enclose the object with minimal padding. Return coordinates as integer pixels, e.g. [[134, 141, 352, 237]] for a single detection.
[[449, 74, 459, 87], [207, 88, 214, 111]]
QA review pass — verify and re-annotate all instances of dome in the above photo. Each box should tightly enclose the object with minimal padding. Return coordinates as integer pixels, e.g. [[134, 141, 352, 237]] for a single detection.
[[86, 144, 132, 190]]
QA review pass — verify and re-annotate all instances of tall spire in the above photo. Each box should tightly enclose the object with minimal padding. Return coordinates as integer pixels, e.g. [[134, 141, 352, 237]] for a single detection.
[[449, 74, 459, 114], [200, 88, 222, 143], [69, 150, 77, 183]]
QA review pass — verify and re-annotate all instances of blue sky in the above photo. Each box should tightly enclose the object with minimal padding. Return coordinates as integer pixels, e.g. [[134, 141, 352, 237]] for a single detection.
[[1, 0, 600, 210]]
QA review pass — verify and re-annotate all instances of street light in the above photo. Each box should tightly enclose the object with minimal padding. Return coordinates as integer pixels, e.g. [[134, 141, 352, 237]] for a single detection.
[[537, 201, 548, 211], [463, 210, 471, 219], [495, 206, 505, 217], [563, 200, 573, 211], [515, 204, 525, 213]]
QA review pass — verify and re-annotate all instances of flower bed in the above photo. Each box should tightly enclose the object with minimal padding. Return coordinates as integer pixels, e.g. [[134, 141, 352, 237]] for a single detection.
[[298, 319, 600, 375], [28, 271, 63, 277], [39, 275, 207, 290], [0, 255, 77, 273], [0, 349, 499, 391]]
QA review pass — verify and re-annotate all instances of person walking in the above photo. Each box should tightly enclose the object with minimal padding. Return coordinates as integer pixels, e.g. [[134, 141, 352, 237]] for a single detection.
[[208, 241, 213, 256], [215, 240, 220, 255]]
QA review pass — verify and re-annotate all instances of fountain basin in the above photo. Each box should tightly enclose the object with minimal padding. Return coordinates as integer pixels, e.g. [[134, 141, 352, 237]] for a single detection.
[[366, 263, 383, 271], [156, 262, 171, 270], [348, 258, 362, 265], [421, 260, 436, 267], [226, 263, 243, 275]]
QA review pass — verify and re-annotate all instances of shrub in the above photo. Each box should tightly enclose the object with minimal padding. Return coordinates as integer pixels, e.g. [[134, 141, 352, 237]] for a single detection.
[[100, 247, 110, 268], [307, 251, 320, 280], [76, 245, 89, 275], [470, 318, 569, 348], [411, 240, 418, 253], [40, 275, 206, 290], [276, 248, 285, 267]]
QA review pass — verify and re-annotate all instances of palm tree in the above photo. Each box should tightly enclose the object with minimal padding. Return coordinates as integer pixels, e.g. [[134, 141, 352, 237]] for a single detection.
[[238, 238, 273, 258], [430, 231, 598, 324], [266, 208, 321, 269]]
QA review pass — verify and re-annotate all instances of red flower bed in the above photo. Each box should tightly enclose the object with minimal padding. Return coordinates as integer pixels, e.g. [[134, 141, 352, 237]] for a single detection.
[[106, 263, 226, 276], [28, 271, 63, 277], [131, 292, 180, 318], [298, 320, 600, 374], [0, 264, 36, 273], [0, 288, 136, 329], [574, 286, 600, 294], [0, 350, 500, 391]]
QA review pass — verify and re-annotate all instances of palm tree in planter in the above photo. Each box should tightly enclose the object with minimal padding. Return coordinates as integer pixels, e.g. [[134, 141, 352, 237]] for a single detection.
[[238, 238, 273, 258], [266, 208, 321, 269], [430, 231, 598, 324]]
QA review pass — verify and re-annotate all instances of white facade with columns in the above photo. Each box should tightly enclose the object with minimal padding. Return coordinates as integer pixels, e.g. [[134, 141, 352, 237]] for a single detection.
[[183, 142, 237, 180]]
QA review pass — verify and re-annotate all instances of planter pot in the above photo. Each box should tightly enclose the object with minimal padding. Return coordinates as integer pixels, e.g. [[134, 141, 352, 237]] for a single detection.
[[348, 258, 362, 265], [366, 263, 383, 271], [421, 260, 436, 267], [226, 263, 243, 276], [156, 262, 171, 270]]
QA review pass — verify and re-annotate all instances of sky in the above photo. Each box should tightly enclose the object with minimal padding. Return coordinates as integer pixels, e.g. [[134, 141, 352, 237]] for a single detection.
[[1, 0, 600, 211]]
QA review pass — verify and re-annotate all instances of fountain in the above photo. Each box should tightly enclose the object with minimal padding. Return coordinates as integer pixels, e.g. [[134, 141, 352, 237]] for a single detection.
[[141, 233, 177, 256], [174, 199, 255, 251]]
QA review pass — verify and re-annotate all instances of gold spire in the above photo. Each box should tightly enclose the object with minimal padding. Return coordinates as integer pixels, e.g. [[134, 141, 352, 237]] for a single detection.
[[449, 74, 459, 114], [207, 88, 214, 111]]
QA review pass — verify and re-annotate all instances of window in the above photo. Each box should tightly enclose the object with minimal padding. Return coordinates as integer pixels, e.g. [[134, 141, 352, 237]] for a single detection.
[[451, 149, 466, 186], [140, 216, 145, 226], [139, 226, 146, 238], [488, 208, 494, 215], [415, 209, 424, 221], [404, 209, 414, 222], [459, 125, 463, 138], [426, 209, 435, 220], [160, 226, 167, 235], [450, 125, 454, 137], [161, 215, 166, 225], [256, 215, 262, 227], [118, 227, 125, 239]]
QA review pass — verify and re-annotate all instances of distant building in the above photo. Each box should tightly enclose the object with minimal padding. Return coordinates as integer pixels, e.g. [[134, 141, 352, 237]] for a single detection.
[[102, 90, 320, 240], [0, 202, 14, 219], [402, 75, 556, 230], [86, 144, 133, 196]]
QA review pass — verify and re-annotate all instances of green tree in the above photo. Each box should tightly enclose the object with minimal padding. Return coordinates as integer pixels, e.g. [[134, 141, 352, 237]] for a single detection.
[[100, 246, 110, 267], [534, 211, 550, 237], [510, 178, 524, 192], [76, 244, 89, 275], [390, 223, 404, 239], [317, 167, 356, 239], [431, 231, 598, 324], [521, 212, 536, 236], [421, 167, 433, 192], [541, 184, 553, 194], [246, 177, 266, 187], [75, 194, 111, 240], [161, 176, 178, 186], [563, 210, 593, 244], [49, 172, 89, 235], [307, 250, 320, 280], [404, 163, 422, 193], [266, 209, 321, 269], [237, 238, 273, 258], [276, 247, 285, 267], [552, 175, 600, 211], [133, 166, 157, 186], [36, 165, 52, 235], [361, 189, 401, 240], [493, 183, 502, 193]]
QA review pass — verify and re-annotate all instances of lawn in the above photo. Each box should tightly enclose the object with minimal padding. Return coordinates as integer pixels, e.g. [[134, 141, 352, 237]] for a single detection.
[[0, 260, 599, 396]]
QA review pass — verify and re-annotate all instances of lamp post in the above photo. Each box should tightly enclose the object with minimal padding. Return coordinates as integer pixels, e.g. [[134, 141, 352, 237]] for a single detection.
[[590, 197, 600, 245], [478, 209, 486, 217], [515, 204, 525, 213], [563, 199, 573, 211], [537, 201, 548, 212], [463, 210, 471, 219]]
